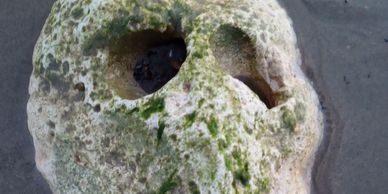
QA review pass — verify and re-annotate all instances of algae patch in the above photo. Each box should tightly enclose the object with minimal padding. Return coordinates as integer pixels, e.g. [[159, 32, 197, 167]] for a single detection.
[[158, 169, 178, 194], [206, 117, 218, 138], [141, 97, 165, 119]]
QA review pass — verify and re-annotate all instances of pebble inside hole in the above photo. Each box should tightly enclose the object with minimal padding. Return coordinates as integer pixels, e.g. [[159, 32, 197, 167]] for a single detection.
[[107, 30, 187, 99]]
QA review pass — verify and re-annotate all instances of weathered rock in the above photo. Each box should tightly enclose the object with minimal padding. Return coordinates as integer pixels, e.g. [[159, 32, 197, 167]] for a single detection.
[[28, 0, 323, 193]]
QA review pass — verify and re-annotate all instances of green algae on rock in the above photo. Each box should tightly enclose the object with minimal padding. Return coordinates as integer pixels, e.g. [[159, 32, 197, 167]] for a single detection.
[[28, 0, 323, 193]]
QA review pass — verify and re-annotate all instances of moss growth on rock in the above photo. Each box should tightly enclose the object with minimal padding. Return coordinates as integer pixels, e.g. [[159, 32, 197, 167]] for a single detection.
[[232, 151, 251, 187], [234, 162, 251, 186], [183, 111, 196, 128], [188, 181, 200, 194], [83, 15, 132, 54], [206, 117, 218, 138], [141, 97, 165, 119], [281, 107, 297, 131], [157, 120, 166, 146], [258, 177, 270, 193], [158, 169, 178, 194], [71, 7, 83, 19]]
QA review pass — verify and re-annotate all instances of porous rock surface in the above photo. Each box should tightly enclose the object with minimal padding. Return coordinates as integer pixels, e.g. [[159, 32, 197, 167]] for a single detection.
[[28, 0, 323, 193]]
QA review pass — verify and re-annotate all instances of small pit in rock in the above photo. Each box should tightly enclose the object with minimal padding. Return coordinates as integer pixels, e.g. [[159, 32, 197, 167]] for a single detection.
[[107, 30, 187, 99]]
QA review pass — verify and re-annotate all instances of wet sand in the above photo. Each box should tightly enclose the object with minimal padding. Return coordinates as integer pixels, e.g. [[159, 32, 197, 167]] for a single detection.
[[0, 0, 53, 193], [1, 0, 388, 193], [279, 0, 388, 193]]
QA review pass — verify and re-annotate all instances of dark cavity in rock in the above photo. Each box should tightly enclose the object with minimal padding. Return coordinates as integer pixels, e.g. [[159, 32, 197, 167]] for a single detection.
[[74, 82, 85, 92], [94, 104, 101, 112], [133, 38, 187, 93], [210, 25, 276, 109]]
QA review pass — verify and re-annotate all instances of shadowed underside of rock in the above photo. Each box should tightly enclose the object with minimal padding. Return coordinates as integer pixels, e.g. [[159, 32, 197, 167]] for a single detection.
[[28, 0, 323, 193]]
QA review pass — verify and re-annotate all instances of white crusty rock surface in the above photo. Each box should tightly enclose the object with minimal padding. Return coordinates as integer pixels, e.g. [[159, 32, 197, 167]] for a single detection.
[[28, 0, 323, 193]]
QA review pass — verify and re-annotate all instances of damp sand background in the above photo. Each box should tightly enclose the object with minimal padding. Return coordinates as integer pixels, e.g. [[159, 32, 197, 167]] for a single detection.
[[0, 0, 387, 193]]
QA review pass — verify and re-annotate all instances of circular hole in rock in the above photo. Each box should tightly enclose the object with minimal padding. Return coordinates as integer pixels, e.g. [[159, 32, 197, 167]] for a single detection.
[[210, 25, 276, 109], [107, 30, 187, 99]]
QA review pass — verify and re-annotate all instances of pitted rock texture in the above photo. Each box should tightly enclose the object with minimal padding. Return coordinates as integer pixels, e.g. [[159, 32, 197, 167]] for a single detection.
[[28, 0, 323, 193]]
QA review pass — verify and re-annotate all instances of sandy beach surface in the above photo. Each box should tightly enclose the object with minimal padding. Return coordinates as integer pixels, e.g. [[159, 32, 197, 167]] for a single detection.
[[1, 0, 387, 193], [279, 1, 388, 193]]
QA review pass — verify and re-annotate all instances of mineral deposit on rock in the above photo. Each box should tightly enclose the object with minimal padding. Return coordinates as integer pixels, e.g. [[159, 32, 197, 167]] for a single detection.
[[28, 0, 323, 193]]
